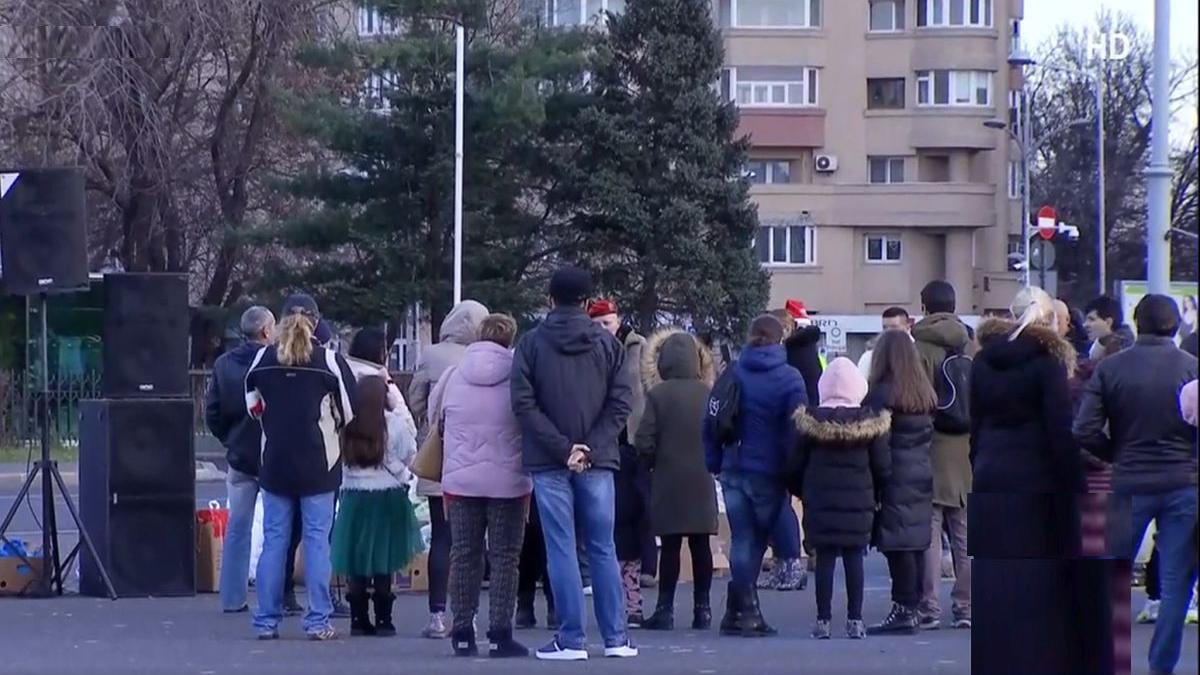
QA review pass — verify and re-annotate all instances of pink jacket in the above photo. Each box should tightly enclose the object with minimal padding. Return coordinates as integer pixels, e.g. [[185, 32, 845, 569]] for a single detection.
[[437, 341, 532, 498]]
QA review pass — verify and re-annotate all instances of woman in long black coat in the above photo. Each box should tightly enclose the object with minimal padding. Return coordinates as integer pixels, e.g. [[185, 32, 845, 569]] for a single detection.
[[969, 288, 1106, 675], [862, 331, 937, 635]]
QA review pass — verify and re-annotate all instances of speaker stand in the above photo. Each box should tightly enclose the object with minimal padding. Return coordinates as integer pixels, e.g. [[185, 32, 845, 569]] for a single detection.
[[0, 293, 116, 599]]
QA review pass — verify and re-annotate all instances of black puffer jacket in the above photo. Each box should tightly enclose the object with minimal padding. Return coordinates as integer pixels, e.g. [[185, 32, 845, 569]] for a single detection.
[[788, 407, 892, 549], [205, 342, 267, 476], [785, 325, 823, 406], [865, 381, 934, 552], [969, 318, 1082, 560]]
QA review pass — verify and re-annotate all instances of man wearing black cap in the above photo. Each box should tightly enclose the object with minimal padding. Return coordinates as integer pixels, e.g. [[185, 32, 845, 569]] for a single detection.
[[510, 266, 638, 661]]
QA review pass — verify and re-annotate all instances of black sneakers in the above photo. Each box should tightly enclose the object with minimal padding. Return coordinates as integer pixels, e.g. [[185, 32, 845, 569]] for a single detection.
[[868, 603, 919, 636]]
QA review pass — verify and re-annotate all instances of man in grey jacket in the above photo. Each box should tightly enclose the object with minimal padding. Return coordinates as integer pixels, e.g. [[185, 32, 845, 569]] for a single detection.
[[408, 299, 489, 639], [1074, 294, 1198, 675], [511, 266, 637, 661]]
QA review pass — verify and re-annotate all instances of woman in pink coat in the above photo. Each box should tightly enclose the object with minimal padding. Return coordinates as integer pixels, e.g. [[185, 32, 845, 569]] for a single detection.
[[428, 313, 533, 658]]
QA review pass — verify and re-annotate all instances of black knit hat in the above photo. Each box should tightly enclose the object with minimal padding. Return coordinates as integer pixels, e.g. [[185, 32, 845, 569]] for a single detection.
[[548, 266, 593, 305], [281, 292, 319, 319]]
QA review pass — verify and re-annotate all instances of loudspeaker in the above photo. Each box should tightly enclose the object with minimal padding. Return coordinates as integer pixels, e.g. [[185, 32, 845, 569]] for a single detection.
[[0, 167, 89, 295], [79, 399, 195, 598], [102, 273, 190, 398]]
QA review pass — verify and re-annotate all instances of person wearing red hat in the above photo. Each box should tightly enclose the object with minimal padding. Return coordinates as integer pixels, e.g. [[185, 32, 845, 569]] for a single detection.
[[587, 298, 655, 626]]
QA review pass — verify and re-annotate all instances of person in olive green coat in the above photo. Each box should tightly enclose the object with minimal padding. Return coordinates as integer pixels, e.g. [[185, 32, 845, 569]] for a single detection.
[[634, 329, 718, 631], [911, 281, 976, 629]]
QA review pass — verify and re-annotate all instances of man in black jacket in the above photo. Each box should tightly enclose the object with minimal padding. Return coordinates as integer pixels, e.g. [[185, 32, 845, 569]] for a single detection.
[[510, 267, 637, 661], [205, 306, 297, 614], [1074, 294, 1199, 675]]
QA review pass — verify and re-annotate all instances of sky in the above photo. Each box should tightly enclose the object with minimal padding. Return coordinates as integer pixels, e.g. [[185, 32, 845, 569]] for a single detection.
[[1023, 0, 1199, 141]]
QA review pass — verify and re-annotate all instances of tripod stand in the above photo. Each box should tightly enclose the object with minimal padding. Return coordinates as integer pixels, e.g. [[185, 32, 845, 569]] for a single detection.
[[0, 293, 115, 598]]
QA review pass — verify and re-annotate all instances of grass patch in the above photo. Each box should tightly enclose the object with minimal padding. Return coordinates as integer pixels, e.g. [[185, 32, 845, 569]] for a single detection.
[[0, 444, 79, 464]]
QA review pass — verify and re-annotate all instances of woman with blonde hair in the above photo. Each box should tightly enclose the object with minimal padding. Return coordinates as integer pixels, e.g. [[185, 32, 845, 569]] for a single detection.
[[245, 293, 358, 641], [967, 286, 1099, 674]]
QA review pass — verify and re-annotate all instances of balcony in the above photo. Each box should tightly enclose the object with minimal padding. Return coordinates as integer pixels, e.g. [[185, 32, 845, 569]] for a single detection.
[[752, 182, 997, 228], [737, 108, 825, 148]]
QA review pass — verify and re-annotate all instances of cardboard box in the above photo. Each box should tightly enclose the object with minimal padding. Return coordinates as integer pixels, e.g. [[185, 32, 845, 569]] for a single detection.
[[196, 520, 223, 594], [680, 514, 732, 581], [395, 552, 429, 593], [0, 556, 44, 596]]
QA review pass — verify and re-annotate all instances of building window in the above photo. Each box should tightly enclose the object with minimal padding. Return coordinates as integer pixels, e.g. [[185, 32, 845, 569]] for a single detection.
[[755, 223, 816, 266], [867, 78, 905, 109], [745, 160, 792, 184], [547, 0, 625, 26], [363, 71, 398, 111], [728, 67, 819, 107], [916, 0, 992, 28], [916, 70, 991, 107], [869, 0, 905, 31], [868, 156, 905, 184], [725, 0, 822, 29], [1007, 160, 1020, 199], [865, 234, 903, 263], [357, 4, 400, 36]]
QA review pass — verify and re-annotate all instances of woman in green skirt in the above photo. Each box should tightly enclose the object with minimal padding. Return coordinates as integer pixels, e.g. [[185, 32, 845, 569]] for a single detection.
[[333, 328, 423, 637]]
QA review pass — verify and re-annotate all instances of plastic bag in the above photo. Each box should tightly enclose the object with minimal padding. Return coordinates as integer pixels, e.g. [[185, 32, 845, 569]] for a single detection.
[[248, 492, 264, 581]]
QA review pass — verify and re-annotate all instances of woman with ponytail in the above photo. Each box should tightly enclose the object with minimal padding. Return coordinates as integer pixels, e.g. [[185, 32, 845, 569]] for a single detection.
[[968, 287, 1102, 675], [246, 293, 358, 641]]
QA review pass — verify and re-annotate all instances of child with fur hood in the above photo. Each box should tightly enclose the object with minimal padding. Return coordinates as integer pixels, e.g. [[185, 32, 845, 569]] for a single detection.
[[787, 358, 891, 640]]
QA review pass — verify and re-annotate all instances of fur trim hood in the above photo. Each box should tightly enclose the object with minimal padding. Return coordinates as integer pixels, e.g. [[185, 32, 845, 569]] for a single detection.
[[793, 407, 892, 445], [641, 328, 715, 390], [976, 317, 1077, 376]]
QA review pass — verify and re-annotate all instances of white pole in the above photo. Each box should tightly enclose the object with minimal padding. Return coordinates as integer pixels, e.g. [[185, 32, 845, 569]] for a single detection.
[[453, 23, 465, 306], [1095, 63, 1107, 296], [1146, 0, 1171, 295], [1022, 87, 1032, 289]]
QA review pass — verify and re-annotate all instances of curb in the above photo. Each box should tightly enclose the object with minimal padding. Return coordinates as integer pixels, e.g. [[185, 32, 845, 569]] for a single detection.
[[2, 461, 227, 483]]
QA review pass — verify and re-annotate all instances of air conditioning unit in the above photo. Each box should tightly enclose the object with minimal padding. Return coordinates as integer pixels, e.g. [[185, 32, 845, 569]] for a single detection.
[[814, 154, 838, 173]]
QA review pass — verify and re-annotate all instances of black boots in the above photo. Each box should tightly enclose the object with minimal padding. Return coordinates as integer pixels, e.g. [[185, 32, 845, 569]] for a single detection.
[[372, 592, 396, 637], [641, 588, 675, 631], [738, 587, 777, 637], [514, 603, 536, 630], [487, 629, 529, 658], [868, 603, 919, 636], [452, 627, 478, 657], [348, 592, 375, 637], [693, 603, 712, 630], [719, 582, 742, 636]]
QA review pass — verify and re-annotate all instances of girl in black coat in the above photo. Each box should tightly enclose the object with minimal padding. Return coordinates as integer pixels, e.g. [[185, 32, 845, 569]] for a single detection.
[[969, 288, 1103, 675], [789, 358, 891, 640], [863, 331, 936, 636]]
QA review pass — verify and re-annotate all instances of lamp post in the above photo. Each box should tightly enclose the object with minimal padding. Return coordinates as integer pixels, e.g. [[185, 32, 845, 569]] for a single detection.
[[1007, 47, 1036, 288], [453, 23, 465, 306], [1146, 0, 1171, 295]]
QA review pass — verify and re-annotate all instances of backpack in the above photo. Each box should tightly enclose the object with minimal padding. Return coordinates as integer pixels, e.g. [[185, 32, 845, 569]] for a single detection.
[[933, 348, 972, 434], [708, 364, 741, 448]]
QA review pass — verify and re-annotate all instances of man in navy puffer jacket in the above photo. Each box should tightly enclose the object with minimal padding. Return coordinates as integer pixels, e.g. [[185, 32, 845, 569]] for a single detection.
[[703, 315, 808, 637]]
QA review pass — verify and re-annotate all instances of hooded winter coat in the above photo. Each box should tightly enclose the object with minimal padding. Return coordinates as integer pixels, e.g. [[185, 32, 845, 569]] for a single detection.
[[617, 325, 648, 443], [864, 381, 934, 552], [205, 341, 268, 476], [343, 356, 417, 490], [634, 330, 718, 536], [436, 341, 532, 499], [410, 300, 489, 496], [911, 313, 975, 509], [968, 318, 1082, 560], [789, 405, 892, 550], [510, 306, 634, 474], [785, 324, 823, 406], [703, 344, 808, 476]]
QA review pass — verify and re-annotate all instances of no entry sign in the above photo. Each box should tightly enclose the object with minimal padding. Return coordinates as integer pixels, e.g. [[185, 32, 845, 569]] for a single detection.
[[1037, 206, 1057, 240]]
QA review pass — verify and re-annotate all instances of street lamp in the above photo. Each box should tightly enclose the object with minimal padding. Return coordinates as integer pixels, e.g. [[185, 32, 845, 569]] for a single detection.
[[453, 23, 464, 305]]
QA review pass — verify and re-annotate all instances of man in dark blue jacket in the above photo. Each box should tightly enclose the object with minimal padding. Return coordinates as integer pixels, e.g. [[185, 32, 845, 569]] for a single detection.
[[205, 306, 302, 613], [704, 314, 808, 637], [510, 266, 637, 661]]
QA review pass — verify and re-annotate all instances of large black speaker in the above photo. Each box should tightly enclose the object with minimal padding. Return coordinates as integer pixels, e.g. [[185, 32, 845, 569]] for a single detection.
[[0, 167, 89, 295], [79, 399, 195, 598], [102, 273, 190, 398]]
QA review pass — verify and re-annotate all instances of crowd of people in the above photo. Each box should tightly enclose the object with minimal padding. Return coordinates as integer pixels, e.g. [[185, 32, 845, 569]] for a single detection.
[[203, 270, 1198, 672]]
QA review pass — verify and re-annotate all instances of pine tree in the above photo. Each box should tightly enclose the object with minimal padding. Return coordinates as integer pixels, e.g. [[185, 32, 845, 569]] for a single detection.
[[260, 0, 592, 331], [566, 0, 767, 339]]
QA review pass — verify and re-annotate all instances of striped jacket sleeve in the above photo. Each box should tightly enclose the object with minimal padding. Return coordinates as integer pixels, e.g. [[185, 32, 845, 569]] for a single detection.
[[324, 350, 357, 429]]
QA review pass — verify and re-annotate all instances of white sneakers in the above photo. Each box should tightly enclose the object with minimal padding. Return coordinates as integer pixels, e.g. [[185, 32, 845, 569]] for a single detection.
[[1137, 598, 1161, 624], [534, 639, 639, 661]]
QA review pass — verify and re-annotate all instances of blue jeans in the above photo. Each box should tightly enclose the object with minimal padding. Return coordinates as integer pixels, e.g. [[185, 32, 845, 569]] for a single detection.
[[721, 470, 786, 594], [768, 494, 802, 559], [1129, 487, 1198, 674], [533, 469, 627, 650], [253, 490, 336, 634], [220, 469, 258, 611]]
